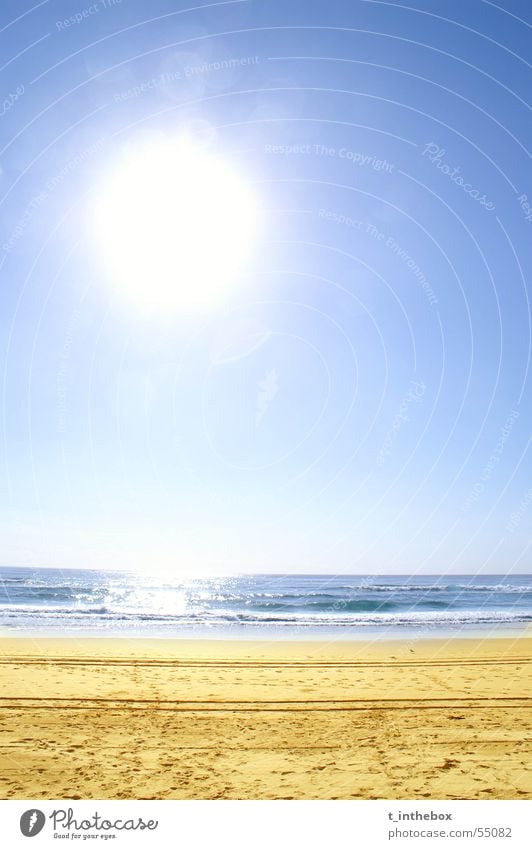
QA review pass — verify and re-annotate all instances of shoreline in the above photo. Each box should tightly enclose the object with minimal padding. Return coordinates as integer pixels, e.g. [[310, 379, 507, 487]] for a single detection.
[[0, 629, 530, 645], [2, 570, 529, 643], [1, 621, 529, 642], [1, 635, 530, 799]]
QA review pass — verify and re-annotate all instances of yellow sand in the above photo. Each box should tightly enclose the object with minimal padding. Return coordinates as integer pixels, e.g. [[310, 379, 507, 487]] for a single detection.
[[0, 636, 531, 799]]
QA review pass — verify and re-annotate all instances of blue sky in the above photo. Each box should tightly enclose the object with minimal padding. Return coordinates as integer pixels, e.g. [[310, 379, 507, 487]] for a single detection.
[[0, 0, 531, 574]]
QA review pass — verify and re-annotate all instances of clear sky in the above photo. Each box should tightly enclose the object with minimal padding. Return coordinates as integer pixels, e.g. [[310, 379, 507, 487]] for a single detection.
[[0, 0, 531, 574]]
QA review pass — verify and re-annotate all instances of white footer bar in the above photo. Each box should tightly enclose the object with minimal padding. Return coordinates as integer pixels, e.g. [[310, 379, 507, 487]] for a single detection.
[[1, 800, 530, 849]]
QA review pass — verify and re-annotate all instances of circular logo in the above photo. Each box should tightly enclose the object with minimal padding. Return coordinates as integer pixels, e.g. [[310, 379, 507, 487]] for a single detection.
[[20, 810, 46, 837]]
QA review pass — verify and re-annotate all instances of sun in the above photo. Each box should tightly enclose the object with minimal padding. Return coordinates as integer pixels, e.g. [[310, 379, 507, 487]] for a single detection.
[[92, 136, 258, 311]]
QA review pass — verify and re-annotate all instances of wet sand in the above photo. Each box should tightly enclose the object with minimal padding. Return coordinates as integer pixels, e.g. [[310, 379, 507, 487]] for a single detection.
[[0, 636, 530, 799]]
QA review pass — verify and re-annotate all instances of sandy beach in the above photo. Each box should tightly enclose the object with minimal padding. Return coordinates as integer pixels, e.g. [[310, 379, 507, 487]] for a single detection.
[[0, 635, 530, 800]]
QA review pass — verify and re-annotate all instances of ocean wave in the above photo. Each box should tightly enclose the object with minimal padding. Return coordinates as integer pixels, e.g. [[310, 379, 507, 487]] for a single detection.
[[1, 569, 531, 634], [342, 583, 532, 594], [2, 580, 531, 597], [0, 605, 111, 616], [211, 584, 532, 597], [0, 603, 530, 627]]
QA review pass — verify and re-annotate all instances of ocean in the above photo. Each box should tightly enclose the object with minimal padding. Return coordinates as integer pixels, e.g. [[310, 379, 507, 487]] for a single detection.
[[0, 567, 531, 639]]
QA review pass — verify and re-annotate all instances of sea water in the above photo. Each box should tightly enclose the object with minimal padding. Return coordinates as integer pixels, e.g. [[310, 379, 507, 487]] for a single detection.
[[0, 567, 530, 639]]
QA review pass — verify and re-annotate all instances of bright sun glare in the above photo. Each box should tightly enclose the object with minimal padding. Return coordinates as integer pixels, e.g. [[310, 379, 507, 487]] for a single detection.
[[93, 136, 258, 311]]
